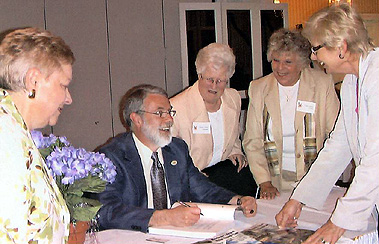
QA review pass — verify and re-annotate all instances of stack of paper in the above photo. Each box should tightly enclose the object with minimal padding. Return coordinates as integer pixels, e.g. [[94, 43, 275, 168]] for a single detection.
[[148, 202, 237, 239]]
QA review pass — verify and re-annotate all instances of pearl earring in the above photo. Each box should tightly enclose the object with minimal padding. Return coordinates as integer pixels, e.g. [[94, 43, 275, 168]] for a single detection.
[[28, 89, 36, 99]]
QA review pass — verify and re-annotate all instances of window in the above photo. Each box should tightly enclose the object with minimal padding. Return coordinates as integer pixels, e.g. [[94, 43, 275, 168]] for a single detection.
[[179, 1, 288, 97]]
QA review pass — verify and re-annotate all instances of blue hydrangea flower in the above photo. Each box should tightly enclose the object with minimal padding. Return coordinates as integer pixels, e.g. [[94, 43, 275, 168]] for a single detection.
[[31, 130, 117, 185], [30, 130, 117, 222]]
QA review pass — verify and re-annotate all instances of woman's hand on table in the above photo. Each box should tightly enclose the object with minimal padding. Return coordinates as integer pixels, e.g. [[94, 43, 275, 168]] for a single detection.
[[259, 181, 280, 199], [275, 199, 303, 228], [228, 154, 247, 173], [230, 196, 257, 217], [303, 220, 345, 244]]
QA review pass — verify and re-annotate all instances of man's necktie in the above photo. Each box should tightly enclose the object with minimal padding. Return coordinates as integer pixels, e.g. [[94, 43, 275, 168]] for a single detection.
[[150, 151, 168, 209]]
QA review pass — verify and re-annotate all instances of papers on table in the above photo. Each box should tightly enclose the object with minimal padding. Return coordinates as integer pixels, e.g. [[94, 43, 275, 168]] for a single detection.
[[148, 202, 237, 239]]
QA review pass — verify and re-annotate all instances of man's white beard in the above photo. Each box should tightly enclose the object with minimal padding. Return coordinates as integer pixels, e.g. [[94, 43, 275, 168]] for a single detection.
[[142, 120, 172, 148]]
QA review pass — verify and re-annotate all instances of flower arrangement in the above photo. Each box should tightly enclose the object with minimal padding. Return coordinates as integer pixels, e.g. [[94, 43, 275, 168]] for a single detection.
[[31, 130, 117, 222]]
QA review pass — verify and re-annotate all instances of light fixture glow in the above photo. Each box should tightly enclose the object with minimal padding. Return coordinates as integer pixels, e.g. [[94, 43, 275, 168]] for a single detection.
[[329, 0, 352, 6]]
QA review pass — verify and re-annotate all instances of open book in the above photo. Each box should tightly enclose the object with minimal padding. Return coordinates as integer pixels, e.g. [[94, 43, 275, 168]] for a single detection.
[[148, 202, 237, 239]]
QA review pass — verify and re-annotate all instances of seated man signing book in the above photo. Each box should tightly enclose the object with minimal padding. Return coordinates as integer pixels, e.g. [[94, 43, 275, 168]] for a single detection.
[[95, 84, 257, 233]]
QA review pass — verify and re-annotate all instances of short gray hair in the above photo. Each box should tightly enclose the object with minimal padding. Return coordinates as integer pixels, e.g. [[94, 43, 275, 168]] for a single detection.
[[302, 3, 374, 58], [121, 84, 168, 130], [267, 28, 311, 69], [0, 27, 75, 91], [195, 43, 236, 79]]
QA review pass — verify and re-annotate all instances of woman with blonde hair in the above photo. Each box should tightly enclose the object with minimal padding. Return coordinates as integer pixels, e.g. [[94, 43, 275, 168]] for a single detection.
[[276, 4, 377, 244], [0, 27, 75, 243]]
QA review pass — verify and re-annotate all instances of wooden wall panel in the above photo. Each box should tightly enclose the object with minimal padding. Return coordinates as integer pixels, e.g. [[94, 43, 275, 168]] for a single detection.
[[279, 0, 329, 29], [279, 0, 379, 29], [354, 0, 379, 14], [362, 13, 379, 46]]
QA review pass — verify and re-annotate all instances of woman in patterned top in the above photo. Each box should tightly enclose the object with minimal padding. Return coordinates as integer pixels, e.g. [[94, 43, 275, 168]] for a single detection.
[[0, 27, 75, 243]]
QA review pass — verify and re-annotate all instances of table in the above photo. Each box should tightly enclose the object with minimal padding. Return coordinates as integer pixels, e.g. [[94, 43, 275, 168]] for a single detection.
[[85, 187, 377, 244]]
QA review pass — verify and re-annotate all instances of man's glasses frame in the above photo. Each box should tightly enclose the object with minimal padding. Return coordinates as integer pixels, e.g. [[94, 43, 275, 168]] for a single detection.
[[138, 109, 176, 118], [311, 43, 325, 55]]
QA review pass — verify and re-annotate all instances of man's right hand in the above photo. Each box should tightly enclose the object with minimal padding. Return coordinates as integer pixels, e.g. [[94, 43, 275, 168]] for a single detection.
[[149, 204, 201, 227], [275, 199, 303, 228], [259, 181, 280, 199]]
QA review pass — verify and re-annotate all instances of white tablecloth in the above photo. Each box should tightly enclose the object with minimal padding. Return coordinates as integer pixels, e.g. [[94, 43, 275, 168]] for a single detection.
[[85, 187, 377, 244]]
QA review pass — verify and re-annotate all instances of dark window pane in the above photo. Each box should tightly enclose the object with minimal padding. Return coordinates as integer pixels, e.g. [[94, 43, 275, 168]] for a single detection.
[[227, 10, 252, 91], [186, 10, 216, 86], [261, 10, 284, 76]]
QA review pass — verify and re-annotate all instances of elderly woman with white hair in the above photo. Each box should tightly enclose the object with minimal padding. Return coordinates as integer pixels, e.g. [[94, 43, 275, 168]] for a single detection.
[[170, 43, 257, 196], [243, 28, 340, 200]]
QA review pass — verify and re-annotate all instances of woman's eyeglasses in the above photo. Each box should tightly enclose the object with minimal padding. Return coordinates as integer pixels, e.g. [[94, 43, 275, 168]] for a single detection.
[[200, 74, 228, 85], [311, 44, 325, 55]]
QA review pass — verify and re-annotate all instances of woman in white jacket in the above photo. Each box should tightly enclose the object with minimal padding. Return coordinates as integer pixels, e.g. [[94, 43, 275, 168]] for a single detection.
[[276, 4, 378, 244]]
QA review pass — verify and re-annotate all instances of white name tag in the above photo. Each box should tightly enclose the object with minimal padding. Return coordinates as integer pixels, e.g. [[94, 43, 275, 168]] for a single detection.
[[192, 122, 211, 134], [297, 100, 316, 114]]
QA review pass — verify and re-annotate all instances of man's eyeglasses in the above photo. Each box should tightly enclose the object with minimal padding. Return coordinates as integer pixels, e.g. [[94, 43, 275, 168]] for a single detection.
[[138, 109, 176, 118], [200, 74, 228, 85], [311, 43, 325, 55]]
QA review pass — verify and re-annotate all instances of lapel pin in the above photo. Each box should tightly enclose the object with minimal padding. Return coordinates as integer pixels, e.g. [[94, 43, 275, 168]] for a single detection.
[[171, 160, 177, 166]]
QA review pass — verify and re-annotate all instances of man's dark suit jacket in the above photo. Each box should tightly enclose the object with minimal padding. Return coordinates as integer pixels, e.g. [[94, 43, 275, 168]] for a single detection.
[[96, 132, 236, 232]]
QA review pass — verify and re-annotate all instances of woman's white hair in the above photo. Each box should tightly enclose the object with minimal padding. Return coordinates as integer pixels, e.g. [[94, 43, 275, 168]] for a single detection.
[[195, 43, 236, 79]]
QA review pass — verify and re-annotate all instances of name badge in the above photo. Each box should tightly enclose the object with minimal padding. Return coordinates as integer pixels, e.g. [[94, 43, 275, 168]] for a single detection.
[[192, 122, 211, 134], [297, 100, 316, 114]]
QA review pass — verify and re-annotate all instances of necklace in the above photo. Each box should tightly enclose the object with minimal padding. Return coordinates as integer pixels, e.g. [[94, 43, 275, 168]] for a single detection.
[[281, 86, 298, 102], [278, 80, 300, 103], [282, 89, 294, 102]]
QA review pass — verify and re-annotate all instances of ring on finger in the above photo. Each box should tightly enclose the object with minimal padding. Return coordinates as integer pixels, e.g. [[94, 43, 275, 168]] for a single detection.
[[320, 238, 328, 244]]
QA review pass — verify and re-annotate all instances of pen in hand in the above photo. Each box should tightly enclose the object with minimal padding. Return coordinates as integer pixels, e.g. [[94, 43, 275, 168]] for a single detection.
[[178, 201, 204, 216]]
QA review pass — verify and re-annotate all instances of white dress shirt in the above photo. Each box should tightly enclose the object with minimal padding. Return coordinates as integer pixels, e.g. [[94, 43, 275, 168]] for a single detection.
[[132, 133, 171, 209], [207, 106, 224, 167]]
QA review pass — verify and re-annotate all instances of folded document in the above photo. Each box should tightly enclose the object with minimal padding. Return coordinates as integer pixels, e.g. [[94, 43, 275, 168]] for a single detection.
[[148, 202, 237, 239]]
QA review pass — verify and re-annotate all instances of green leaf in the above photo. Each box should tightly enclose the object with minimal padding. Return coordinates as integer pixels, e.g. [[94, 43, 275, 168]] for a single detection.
[[65, 175, 106, 195], [65, 195, 102, 222], [38, 147, 54, 159]]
